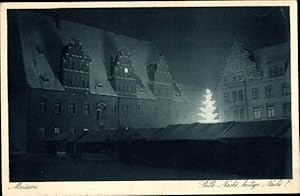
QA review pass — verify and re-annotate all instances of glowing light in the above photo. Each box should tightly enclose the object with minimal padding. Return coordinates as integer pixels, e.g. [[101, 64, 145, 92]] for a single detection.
[[198, 88, 218, 123], [124, 68, 128, 73]]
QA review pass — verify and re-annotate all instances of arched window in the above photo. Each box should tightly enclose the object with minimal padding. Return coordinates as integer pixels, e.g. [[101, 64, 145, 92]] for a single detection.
[[96, 103, 107, 120]]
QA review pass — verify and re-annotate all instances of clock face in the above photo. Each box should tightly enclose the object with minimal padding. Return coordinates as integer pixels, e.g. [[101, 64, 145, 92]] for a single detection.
[[124, 68, 128, 73]]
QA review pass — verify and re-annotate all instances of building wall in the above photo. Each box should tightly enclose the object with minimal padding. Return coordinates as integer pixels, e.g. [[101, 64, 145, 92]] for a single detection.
[[8, 11, 198, 153], [217, 42, 291, 122]]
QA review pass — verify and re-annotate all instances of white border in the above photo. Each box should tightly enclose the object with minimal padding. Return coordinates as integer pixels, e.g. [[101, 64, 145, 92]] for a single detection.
[[1, 1, 299, 195]]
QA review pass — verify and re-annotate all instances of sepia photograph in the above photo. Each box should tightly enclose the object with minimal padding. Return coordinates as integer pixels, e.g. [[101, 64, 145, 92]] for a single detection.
[[1, 1, 299, 195]]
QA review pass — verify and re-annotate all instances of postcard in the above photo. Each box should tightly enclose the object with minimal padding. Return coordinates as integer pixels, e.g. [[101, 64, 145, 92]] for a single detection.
[[1, 1, 299, 195]]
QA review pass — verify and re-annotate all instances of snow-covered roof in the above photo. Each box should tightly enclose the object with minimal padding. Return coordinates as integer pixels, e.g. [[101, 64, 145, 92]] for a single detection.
[[16, 11, 186, 101], [253, 42, 290, 70]]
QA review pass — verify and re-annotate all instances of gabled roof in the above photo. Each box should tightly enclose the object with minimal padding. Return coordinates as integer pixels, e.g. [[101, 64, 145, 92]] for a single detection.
[[17, 11, 183, 100]]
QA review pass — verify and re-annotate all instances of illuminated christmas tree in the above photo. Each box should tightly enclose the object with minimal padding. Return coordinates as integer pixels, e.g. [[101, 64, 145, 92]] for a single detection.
[[198, 88, 218, 123]]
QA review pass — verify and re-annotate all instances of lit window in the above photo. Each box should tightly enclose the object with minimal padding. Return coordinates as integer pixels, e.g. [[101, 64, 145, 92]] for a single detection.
[[54, 103, 61, 114], [54, 127, 61, 134], [249, 73, 254, 80], [267, 105, 275, 118], [253, 107, 262, 120]]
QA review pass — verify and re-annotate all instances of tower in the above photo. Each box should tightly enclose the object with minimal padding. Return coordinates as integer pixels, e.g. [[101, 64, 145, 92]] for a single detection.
[[60, 38, 91, 93], [109, 48, 137, 97]]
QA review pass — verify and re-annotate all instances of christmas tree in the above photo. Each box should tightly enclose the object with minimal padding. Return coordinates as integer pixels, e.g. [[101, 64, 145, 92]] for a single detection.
[[198, 88, 218, 123]]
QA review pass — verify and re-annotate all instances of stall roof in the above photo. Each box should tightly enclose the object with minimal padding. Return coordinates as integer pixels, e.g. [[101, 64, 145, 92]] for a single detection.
[[219, 119, 291, 139], [127, 128, 163, 140], [43, 133, 71, 142], [77, 130, 116, 143], [148, 122, 233, 141]]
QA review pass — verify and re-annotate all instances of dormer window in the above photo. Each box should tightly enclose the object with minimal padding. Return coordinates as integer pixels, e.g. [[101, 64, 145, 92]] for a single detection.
[[36, 45, 45, 55], [40, 74, 49, 82], [96, 81, 103, 88]]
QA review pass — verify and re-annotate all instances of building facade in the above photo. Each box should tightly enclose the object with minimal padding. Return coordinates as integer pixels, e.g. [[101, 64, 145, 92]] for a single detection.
[[8, 11, 195, 153], [217, 40, 291, 122]]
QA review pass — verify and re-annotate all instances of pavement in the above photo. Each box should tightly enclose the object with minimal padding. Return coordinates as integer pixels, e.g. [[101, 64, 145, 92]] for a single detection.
[[10, 153, 243, 181]]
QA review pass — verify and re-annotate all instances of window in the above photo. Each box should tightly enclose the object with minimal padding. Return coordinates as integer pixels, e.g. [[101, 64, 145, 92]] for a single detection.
[[79, 62, 84, 71], [232, 91, 237, 102], [224, 77, 228, 83], [240, 108, 244, 120], [224, 93, 229, 103], [39, 128, 45, 139], [124, 105, 129, 116], [268, 65, 285, 78], [224, 111, 230, 121], [96, 103, 107, 120], [252, 88, 258, 99], [40, 100, 46, 112], [265, 86, 272, 98], [154, 107, 158, 118], [253, 107, 262, 120], [54, 127, 61, 134], [233, 108, 239, 120], [83, 103, 90, 115], [283, 103, 291, 116], [238, 90, 243, 101], [81, 76, 85, 88], [69, 104, 76, 114], [113, 104, 117, 116], [232, 76, 237, 82], [54, 103, 61, 114], [238, 74, 243, 81], [249, 73, 254, 80], [282, 83, 289, 96], [69, 128, 75, 134], [267, 105, 275, 118], [136, 105, 141, 118]]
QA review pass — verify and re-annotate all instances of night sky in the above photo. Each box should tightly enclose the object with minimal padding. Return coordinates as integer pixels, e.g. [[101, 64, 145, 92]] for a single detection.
[[42, 7, 289, 90]]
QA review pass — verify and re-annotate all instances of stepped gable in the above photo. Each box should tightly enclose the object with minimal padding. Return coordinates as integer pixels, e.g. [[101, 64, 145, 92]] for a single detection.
[[16, 11, 187, 101]]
